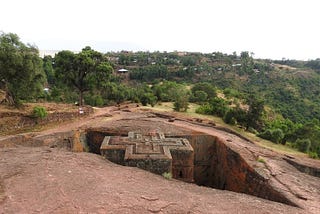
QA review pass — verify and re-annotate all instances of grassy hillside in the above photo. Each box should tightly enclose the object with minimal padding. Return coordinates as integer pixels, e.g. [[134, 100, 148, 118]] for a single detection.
[[108, 51, 320, 124]]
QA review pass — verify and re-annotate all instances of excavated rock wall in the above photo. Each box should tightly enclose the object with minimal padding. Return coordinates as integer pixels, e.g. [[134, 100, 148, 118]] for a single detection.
[[181, 134, 297, 206], [1, 129, 298, 207], [86, 128, 127, 154], [284, 158, 320, 178]]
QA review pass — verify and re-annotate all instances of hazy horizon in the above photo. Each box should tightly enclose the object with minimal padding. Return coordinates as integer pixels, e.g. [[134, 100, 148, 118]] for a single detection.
[[2, 0, 320, 60]]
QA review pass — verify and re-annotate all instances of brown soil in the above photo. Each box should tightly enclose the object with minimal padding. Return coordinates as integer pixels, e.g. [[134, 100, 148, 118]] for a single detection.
[[0, 103, 92, 135], [0, 103, 319, 213]]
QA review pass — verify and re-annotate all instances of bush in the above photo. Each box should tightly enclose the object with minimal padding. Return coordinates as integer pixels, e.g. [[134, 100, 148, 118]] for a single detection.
[[162, 172, 172, 179], [258, 128, 284, 144], [308, 151, 319, 159], [173, 87, 189, 112], [191, 82, 216, 99], [223, 107, 247, 126], [140, 93, 157, 107], [173, 99, 189, 112], [295, 138, 311, 153], [32, 106, 48, 119], [95, 96, 104, 107], [223, 109, 236, 125], [209, 97, 229, 117], [84, 95, 104, 107], [271, 129, 285, 144], [190, 90, 208, 104], [195, 104, 212, 115]]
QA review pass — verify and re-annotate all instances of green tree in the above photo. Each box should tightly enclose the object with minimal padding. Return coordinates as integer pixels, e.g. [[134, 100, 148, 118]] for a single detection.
[[223, 109, 237, 125], [54, 47, 113, 106], [191, 90, 208, 104], [0, 32, 45, 106], [173, 86, 189, 112], [246, 95, 264, 130], [181, 56, 197, 66], [240, 51, 254, 75], [100, 82, 131, 104], [140, 92, 157, 106], [42, 56, 55, 85], [191, 82, 216, 100], [209, 97, 229, 117], [295, 138, 311, 153], [152, 81, 180, 102], [290, 121, 320, 157], [265, 118, 299, 145]]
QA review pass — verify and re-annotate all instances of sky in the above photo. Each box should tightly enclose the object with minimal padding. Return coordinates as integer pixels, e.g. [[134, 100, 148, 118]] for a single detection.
[[1, 0, 320, 60]]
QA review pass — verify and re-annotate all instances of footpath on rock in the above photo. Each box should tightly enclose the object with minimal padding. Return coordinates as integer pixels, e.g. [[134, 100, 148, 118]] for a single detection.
[[0, 104, 319, 213]]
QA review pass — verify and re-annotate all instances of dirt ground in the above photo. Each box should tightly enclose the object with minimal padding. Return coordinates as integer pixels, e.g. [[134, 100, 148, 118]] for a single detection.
[[0, 104, 319, 213]]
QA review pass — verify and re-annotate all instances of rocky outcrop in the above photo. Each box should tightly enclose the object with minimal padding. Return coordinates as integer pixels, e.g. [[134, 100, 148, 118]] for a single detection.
[[0, 106, 93, 134], [284, 157, 320, 178], [0, 129, 88, 154]]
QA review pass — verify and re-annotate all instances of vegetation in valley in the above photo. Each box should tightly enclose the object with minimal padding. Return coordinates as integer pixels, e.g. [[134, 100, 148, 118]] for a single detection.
[[1, 31, 320, 158]]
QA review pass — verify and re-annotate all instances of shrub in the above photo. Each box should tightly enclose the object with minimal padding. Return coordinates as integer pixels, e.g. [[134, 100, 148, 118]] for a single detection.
[[258, 128, 284, 144], [140, 93, 157, 107], [195, 104, 212, 115], [162, 172, 172, 179], [223, 109, 236, 125], [84, 95, 104, 107], [295, 138, 311, 153], [95, 95, 104, 107], [257, 156, 266, 164], [209, 97, 229, 117], [191, 82, 216, 99], [271, 129, 285, 144], [190, 90, 208, 104], [173, 99, 189, 112], [308, 151, 319, 159], [32, 106, 48, 119]]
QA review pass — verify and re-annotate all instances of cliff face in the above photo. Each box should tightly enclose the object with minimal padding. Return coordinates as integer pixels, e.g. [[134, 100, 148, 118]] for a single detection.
[[183, 134, 297, 206]]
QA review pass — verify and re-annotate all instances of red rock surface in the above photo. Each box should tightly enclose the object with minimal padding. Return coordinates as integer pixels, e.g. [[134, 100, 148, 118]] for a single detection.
[[0, 147, 303, 214], [0, 105, 319, 213]]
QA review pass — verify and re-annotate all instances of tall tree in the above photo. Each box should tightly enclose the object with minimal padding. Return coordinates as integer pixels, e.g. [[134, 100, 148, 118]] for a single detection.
[[240, 51, 254, 75], [43, 55, 55, 85], [0, 32, 45, 106], [54, 46, 113, 106], [246, 95, 264, 130]]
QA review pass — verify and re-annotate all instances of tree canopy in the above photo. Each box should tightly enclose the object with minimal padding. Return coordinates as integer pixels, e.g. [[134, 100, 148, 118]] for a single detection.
[[54, 46, 113, 106], [0, 32, 45, 106]]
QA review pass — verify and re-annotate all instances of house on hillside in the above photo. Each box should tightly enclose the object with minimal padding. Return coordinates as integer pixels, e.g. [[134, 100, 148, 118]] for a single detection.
[[117, 68, 129, 73]]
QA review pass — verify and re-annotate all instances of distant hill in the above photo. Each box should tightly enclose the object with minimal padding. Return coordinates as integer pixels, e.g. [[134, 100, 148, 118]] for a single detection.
[[105, 51, 320, 124]]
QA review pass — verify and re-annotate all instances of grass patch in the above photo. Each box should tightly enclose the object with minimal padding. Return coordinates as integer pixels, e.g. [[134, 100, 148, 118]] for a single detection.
[[162, 172, 172, 180], [257, 156, 266, 164]]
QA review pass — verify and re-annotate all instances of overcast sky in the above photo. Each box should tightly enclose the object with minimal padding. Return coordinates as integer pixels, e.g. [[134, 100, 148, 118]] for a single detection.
[[1, 0, 320, 60]]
